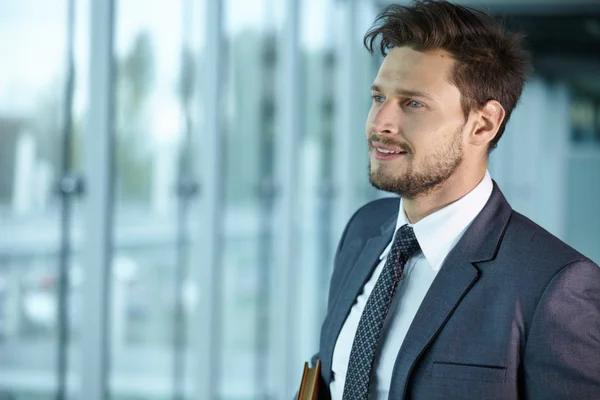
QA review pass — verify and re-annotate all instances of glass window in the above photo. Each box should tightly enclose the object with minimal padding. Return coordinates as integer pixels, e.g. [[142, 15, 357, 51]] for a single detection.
[[219, 1, 272, 398], [0, 1, 85, 398], [111, 0, 193, 398], [297, 0, 337, 368], [595, 103, 600, 144], [570, 97, 596, 144]]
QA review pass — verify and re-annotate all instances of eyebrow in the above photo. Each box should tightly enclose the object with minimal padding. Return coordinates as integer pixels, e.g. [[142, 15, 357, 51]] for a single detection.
[[370, 84, 436, 102]]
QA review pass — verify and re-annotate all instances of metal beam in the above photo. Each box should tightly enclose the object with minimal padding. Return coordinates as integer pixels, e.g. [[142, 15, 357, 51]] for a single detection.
[[333, 0, 358, 241], [270, 0, 302, 397], [190, 0, 224, 398], [56, 0, 77, 397], [80, 0, 115, 399], [332, 0, 378, 243]]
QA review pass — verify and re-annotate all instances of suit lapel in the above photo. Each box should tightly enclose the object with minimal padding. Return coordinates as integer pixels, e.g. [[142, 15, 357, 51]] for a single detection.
[[388, 181, 513, 398], [321, 217, 396, 384], [388, 248, 478, 398]]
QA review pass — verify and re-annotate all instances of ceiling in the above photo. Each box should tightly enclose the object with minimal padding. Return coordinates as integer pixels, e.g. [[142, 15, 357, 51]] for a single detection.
[[376, 0, 600, 99], [501, 12, 600, 99]]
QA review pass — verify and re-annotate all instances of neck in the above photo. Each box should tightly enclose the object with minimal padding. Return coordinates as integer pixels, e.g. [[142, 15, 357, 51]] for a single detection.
[[402, 164, 487, 224]]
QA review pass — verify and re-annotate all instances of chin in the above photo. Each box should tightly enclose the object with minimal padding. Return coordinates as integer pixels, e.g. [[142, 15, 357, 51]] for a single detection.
[[370, 171, 404, 190]]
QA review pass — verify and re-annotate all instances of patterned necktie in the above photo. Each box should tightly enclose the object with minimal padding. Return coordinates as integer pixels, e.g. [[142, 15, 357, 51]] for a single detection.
[[342, 224, 421, 400]]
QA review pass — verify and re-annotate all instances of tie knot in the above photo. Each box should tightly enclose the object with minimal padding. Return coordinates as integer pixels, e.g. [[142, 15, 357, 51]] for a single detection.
[[395, 224, 420, 258]]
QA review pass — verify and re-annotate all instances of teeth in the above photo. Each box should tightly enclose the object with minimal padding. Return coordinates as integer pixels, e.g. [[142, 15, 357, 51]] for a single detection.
[[377, 148, 400, 154]]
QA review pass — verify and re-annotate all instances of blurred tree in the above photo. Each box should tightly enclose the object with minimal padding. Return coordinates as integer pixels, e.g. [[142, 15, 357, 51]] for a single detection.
[[176, 47, 196, 177], [0, 118, 26, 205], [120, 33, 155, 119], [115, 32, 155, 202]]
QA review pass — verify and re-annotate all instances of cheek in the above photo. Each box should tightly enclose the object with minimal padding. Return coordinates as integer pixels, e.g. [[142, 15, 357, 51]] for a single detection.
[[412, 126, 456, 159], [404, 128, 440, 160], [365, 107, 375, 136], [407, 117, 447, 142]]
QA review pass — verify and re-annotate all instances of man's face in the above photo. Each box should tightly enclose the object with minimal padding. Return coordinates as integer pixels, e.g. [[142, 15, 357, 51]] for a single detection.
[[367, 46, 468, 199]]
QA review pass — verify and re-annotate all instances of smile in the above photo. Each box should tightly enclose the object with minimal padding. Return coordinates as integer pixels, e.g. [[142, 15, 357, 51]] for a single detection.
[[373, 147, 407, 160]]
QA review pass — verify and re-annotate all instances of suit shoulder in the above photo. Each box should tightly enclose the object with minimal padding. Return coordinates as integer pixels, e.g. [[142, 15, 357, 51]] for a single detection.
[[346, 197, 399, 234], [355, 197, 400, 218], [506, 210, 597, 268]]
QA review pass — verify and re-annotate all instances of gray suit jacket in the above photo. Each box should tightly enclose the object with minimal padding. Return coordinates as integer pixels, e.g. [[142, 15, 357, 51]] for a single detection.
[[313, 182, 600, 399]]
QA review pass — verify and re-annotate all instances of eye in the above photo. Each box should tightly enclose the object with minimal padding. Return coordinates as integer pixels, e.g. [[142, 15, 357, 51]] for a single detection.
[[406, 100, 424, 108], [372, 94, 385, 103]]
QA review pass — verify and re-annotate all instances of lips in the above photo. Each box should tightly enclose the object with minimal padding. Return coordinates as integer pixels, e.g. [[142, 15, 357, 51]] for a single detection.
[[373, 148, 407, 160], [370, 141, 406, 153], [370, 141, 408, 160]]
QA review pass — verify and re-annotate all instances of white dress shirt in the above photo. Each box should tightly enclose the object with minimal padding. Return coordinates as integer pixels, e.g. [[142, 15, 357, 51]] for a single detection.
[[329, 171, 494, 400]]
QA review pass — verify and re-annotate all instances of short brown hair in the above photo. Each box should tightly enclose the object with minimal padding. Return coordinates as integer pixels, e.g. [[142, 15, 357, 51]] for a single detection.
[[364, 0, 531, 151]]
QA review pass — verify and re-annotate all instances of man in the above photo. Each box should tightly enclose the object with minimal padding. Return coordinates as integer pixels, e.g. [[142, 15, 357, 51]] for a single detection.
[[311, 1, 600, 399]]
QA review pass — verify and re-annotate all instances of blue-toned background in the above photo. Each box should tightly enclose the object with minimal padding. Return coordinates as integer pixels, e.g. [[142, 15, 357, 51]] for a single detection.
[[0, 0, 599, 398]]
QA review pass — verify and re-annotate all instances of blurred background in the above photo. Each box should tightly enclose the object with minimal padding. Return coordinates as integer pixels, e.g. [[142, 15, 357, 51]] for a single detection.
[[0, 0, 599, 399]]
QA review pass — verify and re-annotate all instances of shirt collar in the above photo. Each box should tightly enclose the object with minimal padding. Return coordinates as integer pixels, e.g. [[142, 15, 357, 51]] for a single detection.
[[380, 170, 494, 271]]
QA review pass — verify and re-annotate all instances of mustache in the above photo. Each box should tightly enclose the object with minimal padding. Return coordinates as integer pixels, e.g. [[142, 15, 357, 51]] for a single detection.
[[368, 134, 411, 152]]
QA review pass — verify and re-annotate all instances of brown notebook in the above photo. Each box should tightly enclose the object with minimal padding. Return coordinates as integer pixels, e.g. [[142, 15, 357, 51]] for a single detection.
[[297, 360, 321, 400]]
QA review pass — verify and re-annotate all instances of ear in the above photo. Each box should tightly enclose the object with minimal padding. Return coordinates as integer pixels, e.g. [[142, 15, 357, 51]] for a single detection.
[[468, 100, 506, 147]]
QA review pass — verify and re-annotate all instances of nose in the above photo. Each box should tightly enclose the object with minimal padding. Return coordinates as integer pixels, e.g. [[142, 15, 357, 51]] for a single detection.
[[372, 100, 400, 137]]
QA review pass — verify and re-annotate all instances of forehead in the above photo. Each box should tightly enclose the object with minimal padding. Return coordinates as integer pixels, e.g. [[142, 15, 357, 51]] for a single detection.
[[374, 46, 458, 93]]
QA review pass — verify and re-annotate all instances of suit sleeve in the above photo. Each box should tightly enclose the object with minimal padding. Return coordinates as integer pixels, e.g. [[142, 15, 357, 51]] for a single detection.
[[325, 205, 367, 309], [305, 205, 365, 394], [523, 259, 600, 399]]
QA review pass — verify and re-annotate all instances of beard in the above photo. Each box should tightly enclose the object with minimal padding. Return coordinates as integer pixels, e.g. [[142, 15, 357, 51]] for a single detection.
[[368, 125, 464, 199]]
